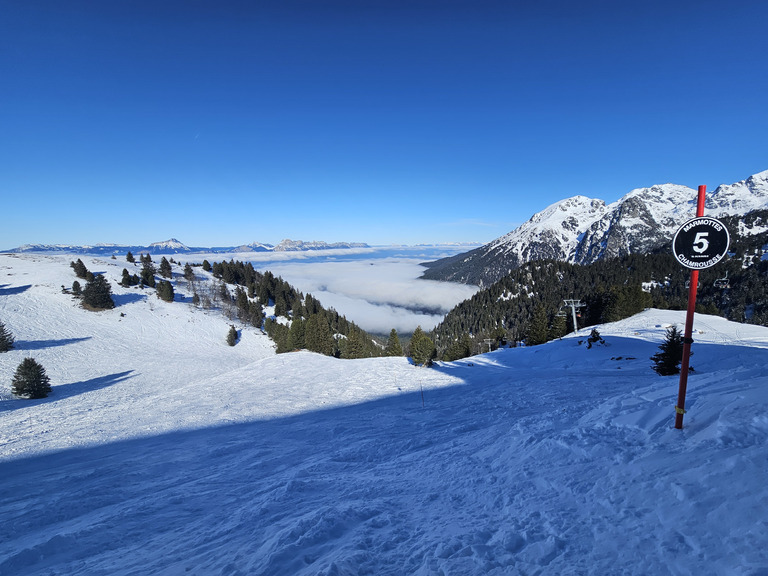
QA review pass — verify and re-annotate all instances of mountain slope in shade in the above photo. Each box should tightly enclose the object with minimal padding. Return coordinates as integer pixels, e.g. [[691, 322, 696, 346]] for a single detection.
[[423, 169, 768, 286]]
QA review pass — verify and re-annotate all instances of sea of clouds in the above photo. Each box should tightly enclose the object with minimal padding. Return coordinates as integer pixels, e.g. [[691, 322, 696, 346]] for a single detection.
[[222, 246, 480, 335]]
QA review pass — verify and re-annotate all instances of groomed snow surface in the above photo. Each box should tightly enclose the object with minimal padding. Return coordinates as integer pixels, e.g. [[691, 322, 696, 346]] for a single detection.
[[1, 253, 767, 576]]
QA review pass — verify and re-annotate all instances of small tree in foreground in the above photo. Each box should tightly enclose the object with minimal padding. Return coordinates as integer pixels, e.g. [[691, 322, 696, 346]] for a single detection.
[[651, 326, 685, 376], [12, 358, 52, 399], [227, 325, 238, 346], [0, 320, 15, 352]]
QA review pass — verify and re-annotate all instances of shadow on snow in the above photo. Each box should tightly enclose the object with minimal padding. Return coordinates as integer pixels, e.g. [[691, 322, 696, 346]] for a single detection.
[[12, 337, 92, 351], [0, 370, 135, 412], [0, 284, 32, 296]]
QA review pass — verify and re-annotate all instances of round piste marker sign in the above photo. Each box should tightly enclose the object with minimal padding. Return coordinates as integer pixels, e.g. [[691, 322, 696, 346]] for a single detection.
[[672, 217, 730, 269]]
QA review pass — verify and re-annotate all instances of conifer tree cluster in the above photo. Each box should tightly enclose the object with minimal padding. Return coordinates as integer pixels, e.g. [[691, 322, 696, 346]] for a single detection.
[[120, 268, 141, 287], [205, 259, 387, 358], [140, 254, 156, 288], [430, 249, 768, 359]]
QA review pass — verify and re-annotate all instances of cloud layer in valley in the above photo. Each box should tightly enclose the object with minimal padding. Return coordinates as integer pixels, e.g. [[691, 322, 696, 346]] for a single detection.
[[244, 250, 479, 335]]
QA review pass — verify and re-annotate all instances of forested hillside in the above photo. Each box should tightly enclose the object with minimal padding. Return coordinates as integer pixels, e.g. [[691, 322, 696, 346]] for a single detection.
[[204, 259, 385, 358], [432, 243, 768, 360]]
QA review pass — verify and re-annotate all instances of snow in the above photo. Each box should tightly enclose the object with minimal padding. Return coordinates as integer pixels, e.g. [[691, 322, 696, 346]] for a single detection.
[[2, 253, 768, 575], [148, 238, 189, 250], [480, 169, 768, 271]]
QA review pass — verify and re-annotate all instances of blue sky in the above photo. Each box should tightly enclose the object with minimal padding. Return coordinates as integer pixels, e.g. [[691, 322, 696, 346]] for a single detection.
[[2, 0, 767, 248]]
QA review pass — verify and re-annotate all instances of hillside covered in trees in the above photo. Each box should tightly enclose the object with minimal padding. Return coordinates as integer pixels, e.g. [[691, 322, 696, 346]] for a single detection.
[[202, 259, 396, 359], [431, 244, 768, 360]]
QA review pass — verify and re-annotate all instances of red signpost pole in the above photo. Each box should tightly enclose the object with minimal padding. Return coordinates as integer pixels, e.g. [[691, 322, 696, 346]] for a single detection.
[[675, 185, 707, 429]]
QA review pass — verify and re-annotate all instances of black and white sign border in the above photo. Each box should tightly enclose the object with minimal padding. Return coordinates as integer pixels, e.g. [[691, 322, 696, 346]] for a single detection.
[[672, 216, 730, 270]]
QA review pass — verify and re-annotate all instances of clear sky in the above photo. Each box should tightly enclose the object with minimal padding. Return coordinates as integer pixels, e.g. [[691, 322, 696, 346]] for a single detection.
[[2, 0, 767, 248]]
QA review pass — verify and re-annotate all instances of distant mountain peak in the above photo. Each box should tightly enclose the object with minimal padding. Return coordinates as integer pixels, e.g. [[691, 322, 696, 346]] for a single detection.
[[273, 239, 369, 252], [422, 169, 768, 286], [149, 238, 189, 250]]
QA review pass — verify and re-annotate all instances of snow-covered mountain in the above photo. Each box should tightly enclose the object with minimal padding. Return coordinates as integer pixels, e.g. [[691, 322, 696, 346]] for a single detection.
[[1, 253, 767, 574], [6, 238, 370, 255], [273, 239, 370, 251], [423, 169, 768, 286], [146, 238, 190, 252]]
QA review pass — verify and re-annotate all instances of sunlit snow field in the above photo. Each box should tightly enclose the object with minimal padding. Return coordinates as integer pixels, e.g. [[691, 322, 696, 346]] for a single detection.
[[1, 253, 767, 575]]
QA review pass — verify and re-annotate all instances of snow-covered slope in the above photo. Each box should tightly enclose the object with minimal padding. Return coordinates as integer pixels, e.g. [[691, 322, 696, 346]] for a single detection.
[[423, 169, 768, 285], [1, 254, 768, 575]]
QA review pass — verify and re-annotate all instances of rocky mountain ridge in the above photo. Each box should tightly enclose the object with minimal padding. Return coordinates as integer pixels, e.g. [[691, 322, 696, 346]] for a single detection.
[[6, 238, 370, 256], [422, 170, 768, 286]]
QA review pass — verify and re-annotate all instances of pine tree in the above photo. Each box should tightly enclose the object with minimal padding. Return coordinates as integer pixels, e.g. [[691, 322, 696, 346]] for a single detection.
[[126, 251, 135, 263], [526, 305, 549, 346], [409, 326, 435, 366], [202, 260, 211, 272], [443, 333, 472, 361], [183, 263, 195, 282], [71, 280, 82, 296], [227, 325, 238, 346], [12, 358, 52, 399], [384, 328, 403, 356], [70, 258, 89, 279], [140, 260, 156, 288], [159, 257, 172, 279], [651, 326, 685, 375], [343, 327, 368, 359], [305, 314, 334, 356], [0, 320, 14, 352], [82, 274, 115, 310], [289, 316, 306, 350], [156, 280, 175, 302], [548, 314, 568, 340], [248, 301, 264, 328]]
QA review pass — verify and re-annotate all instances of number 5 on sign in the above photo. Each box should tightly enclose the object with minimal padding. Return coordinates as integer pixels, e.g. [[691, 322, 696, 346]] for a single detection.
[[692, 232, 709, 253]]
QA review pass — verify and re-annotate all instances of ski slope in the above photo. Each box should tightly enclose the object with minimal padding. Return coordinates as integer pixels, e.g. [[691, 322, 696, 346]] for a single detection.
[[1, 253, 767, 575]]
